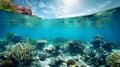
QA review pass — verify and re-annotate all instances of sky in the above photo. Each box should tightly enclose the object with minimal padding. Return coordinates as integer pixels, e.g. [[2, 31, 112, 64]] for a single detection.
[[13, 0, 120, 19]]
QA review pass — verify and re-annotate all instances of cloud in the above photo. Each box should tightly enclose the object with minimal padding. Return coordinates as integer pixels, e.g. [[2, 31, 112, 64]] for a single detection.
[[56, 0, 113, 18], [15, 0, 113, 18], [53, 0, 82, 17], [54, 0, 112, 18], [43, 10, 50, 14], [38, 1, 47, 8], [34, 0, 83, 18]]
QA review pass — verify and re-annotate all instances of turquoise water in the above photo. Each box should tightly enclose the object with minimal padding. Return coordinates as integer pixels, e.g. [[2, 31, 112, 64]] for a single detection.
[[0, 7, 120, 41], [0, 6, 120, 67]]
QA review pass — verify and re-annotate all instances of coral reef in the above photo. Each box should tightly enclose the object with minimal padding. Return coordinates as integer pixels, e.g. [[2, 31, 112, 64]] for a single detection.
[[43, 44, 62, 56], [51, 45, 62, 56], [49, 57, 65, 67], [35, 40, 48, 50], [5, 42, 35, 62], [106, 50, 120, 67], [0, 33, 120, 67], [102, 42, 117, 52], [39, 53, 48, 61], [91, 35, 104, 49], [67, 40, 86, 55]]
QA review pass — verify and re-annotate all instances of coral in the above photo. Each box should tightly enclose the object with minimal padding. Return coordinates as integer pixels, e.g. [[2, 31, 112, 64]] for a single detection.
[[91, 35, 104, 49], [27, 38, 36, 45], [102, 42, 117, 52], [39, 53, 48, 61], [66, 59, 76, 66], [44, 45, 62, 56], [51, 45, 62, 56], [106, 50, 120, 67], [0, 52, 6, 61], [7, 32, 23, 43], [35, 40, 48, 50], [5, 42, 35, 62], [48, 55, 65, 67], [67, 40, 85, 54], [0, 60, 15, 67], [49, 56, 64, 67], [0, 40, 10, 51]]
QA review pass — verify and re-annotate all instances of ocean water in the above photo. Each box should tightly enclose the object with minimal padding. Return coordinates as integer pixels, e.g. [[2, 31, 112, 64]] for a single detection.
[[0, 7, 120, 41], [0, 7, 120, 67]]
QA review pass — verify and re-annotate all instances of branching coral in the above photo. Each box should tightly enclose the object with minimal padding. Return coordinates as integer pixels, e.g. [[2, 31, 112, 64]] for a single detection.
[[5, 42, 35, 62], [106, 50, 120, 67]]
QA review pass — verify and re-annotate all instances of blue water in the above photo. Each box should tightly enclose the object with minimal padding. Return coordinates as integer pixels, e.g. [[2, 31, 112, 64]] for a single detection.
[[0, 7, 120, 41]]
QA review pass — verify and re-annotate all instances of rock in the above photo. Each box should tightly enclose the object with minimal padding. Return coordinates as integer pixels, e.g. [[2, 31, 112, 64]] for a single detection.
[[39, 53, 48, 61], [49, 56, 64, 67]]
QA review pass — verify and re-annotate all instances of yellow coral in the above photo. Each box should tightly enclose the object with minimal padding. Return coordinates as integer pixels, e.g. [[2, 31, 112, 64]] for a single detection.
[[5, 42, 35, 62], [106, 50, 120, 67]]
